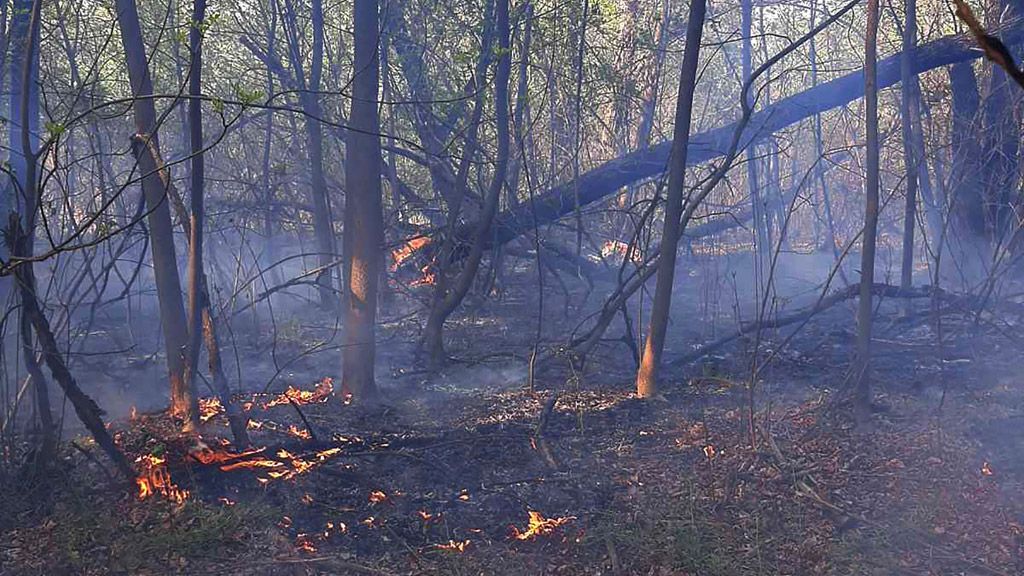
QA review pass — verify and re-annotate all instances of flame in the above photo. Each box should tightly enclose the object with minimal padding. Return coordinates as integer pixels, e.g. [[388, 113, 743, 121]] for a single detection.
[[982, 461, 994, 476], [135, 454, 189, 504], [129, 406, 138, 421], [199, 397, 224, 422], [511, 510, 575, 541], [435, 539, 471, 552], [263, 378, 334, 409], [369, 490, 388, 504], [390, 236, 431, 271], [410, 265, 436, 287]]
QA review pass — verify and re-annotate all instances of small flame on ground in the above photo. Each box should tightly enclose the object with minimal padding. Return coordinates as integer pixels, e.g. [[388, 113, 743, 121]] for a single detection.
[[199, 397, 224, 422], [295, 534, 317, 553], [135, 454, 189, 504], [435, 539, 471, 552], [982, 461, 994, 476], [263, 378, 334, 409], [369, 490, 388, 504], [511, 510, 575, 541]]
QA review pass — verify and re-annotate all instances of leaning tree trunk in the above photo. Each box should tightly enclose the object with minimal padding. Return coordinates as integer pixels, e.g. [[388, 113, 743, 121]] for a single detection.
[[419, 0, 511, 366], [853, 0, 881, 421], [440, 21, 1024, 257], [634, 0, 706, 399], [114, 0, 195, 427], [8, 0, 53, 462], [342, 0, 384, 401]]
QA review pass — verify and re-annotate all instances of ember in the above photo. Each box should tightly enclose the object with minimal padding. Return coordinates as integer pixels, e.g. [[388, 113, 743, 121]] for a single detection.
[[435, 539, 471, 552], [982, 461, 994, 476], [369, 490, 388, 504], [511, 510, 575, 541]]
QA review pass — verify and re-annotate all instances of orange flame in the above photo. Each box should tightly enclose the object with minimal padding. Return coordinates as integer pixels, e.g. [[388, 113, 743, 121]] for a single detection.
[[135, 454, 189, 504], [199, 397, 224, 422], [511, 510, 575, 541], [390, 236, 431, 271], [435, 539, 471, 552], [263, 378, 334, 409], [369, 490, 388, 504]]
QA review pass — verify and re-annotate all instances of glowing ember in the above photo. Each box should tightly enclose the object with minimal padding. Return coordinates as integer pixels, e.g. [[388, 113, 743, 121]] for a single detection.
[[458, 489, 470, 501], [418, 510, 437, 522], [135, 454, 189, 504], [435, 539, 471, 552], [703, 444, 717, 459], [982, 462, 994, 476], [288, 425, 312, 440], [263, 378, 334, 409], [199, 396, 224, 422], [295, 534, 317, 553], [390, 236, 431, 271], [511, 510, 575, 541], [369, 490, 388, 504], [218, 497, 236, 506]]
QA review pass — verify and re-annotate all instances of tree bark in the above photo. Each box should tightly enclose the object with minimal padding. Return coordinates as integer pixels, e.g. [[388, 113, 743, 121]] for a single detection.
[[853, 0, 881, 420], [115, 0, 194, 426], [635, 0, 706, 398], [419, 0, 511, 366], [342, 0, 384, 401]]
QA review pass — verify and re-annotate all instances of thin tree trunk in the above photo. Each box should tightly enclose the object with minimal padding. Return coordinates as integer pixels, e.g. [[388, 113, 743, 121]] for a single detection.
[[114, 0, 195, 427], [854, 0, 881, 420], [342, 0, 384, 401], [420, 0, 511, 366], [635, 0, 706, 398], [899, 0, 920, 293]]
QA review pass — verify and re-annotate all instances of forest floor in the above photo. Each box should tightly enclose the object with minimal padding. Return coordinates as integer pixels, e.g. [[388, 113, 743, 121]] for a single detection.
[[3, 252, 1024, 575]]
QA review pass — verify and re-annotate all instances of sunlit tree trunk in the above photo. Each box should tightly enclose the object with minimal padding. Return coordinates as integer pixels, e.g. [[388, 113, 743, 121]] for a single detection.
[[853, 0, 881, 420], [114, 0, 194, 426], [635, 0, 706, 398], [342, 0, 384, 401]]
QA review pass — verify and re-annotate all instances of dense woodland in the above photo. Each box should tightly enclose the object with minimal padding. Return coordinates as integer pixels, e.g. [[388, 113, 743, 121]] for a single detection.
[[2, 0, 1024, 572]]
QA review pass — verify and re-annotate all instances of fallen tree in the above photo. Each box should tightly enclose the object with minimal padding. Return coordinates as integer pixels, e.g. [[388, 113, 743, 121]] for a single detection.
[[451, 20, 1024, 251]]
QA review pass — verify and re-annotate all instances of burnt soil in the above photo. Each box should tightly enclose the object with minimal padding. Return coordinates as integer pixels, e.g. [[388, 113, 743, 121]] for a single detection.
[[2, 259, 1024, 575]]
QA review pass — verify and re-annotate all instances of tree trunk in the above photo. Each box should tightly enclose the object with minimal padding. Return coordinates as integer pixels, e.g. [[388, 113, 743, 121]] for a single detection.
[[854, 0, 881, 421], [419, 0, 511, 367], [635, 0, 706, 398], [114, 0, 194, 426], [342, 0, 384, 401], [899, 0, 920, 293]]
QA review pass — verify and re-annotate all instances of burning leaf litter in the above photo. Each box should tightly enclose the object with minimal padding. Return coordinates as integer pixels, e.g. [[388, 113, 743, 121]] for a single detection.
[[511, 510, 576, 541]]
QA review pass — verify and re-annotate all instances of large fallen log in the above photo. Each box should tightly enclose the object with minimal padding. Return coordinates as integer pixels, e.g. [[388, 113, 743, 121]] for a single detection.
[[454, 22, 1023, 251]]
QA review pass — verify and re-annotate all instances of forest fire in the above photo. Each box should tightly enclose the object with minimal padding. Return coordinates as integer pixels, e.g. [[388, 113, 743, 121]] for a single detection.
[[262, 378, 334, 409], [135, 454, 189, 504], [511, 510, 575, 541], [390, 235, 431, 271], [198, 397, 223, 422]]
